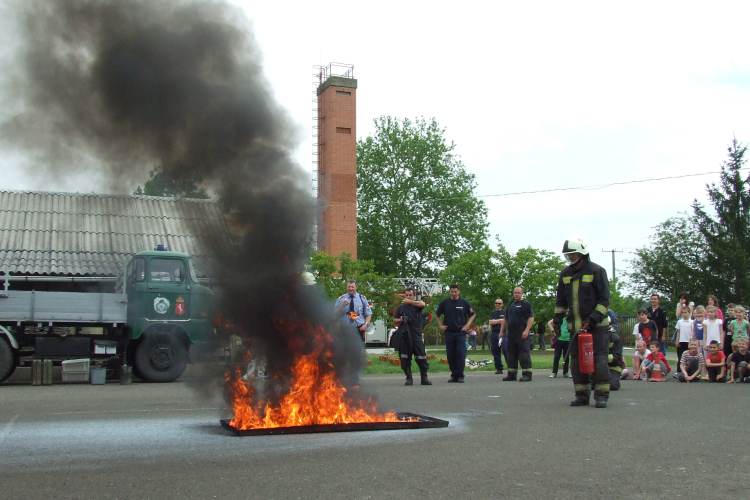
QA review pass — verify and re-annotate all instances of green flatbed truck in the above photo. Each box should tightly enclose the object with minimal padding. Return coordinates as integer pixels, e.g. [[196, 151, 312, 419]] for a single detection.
[[0, 247, 217, 383]]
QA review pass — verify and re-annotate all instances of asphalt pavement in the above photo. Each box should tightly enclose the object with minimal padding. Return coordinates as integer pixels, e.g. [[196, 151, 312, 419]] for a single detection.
[[0, 365, 746, 500]]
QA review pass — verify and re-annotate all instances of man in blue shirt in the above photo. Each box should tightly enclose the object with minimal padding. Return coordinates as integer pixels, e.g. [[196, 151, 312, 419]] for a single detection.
[[334, 280, 373, 385]]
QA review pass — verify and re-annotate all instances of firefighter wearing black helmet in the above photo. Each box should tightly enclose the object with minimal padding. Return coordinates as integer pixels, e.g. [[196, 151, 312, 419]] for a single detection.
[[552, 236, 612, 408]]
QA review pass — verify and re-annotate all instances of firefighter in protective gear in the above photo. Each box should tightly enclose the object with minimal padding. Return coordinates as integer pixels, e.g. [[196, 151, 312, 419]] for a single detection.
[[553, 236, 612, 408], [592, 330, 625, 391], [393, 288, 432, 386]]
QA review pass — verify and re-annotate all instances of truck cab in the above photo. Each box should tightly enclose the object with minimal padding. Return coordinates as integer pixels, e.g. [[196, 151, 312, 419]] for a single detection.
[[124, 248, 216, 382]]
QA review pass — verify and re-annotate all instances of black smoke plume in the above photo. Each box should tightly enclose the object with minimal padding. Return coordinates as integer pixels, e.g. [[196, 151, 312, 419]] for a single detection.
[[2, 0, 369, 410]]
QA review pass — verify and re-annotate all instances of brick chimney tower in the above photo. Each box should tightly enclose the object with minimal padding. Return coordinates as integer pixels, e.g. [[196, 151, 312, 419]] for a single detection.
[[314, 63, 357, 259]]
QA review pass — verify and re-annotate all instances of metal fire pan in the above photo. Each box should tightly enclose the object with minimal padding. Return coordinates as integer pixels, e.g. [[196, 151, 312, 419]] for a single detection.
[[220, 412, 449, 436]]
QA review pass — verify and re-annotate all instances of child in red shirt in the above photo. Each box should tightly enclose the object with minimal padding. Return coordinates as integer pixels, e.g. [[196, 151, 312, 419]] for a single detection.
[[704, 340, 726, 382], [643, 341, 671, 380]]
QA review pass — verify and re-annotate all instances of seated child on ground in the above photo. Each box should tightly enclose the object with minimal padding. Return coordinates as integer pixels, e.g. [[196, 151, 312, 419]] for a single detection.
[[631, 340, 648, 380], [643, 341, 671, 380], [704, 340, 726, 382], [677, 339, 705, 383], [727, 338, 750, 383]]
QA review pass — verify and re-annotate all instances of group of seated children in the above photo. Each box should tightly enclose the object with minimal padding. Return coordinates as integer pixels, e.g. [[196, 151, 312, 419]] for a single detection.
[[629, 338, 750, 383]]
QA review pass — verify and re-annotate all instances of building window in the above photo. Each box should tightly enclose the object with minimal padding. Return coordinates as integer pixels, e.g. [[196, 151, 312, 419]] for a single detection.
[[336, 90, 351, 95], [336, 127, 352, 134]]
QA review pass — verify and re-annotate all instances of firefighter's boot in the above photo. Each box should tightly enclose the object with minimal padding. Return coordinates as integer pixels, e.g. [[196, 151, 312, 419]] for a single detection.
[[420, 371, 432, 386], [594, 396, 608, 408], [519, 371, 532, 382], [570, 390, 591, 406], [502, 371, 517, 381], [404, 367, 413, 386]]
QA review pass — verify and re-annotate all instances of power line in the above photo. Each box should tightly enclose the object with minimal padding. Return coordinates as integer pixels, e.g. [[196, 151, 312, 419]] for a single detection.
[[328, 167, 749, 209]]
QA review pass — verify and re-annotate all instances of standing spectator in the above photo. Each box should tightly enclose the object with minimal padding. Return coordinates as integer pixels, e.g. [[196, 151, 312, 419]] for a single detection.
[[721, 304, 735, 359], [675, 306, 693, 373], [435, 284, 476, 383], [727, 338, 750, 383], [728, 305, 749, 342], [393, 287, 432, 386], [643, 340, 671, 380], [500, 286, 535, 382], [631, 340, 648, 380], [468, 326, 478, 350], [479, 325, 492, 351], [633, 309, 659, 346], [723, 304, 737, 357], [547, 316, 570, 378], [488, 299, 507, 374], [704, 306, 724, 352], [705, 340, 727, 382], [608, 309, 620, 334], [675, 291, 695, 320], [706, 295, 723, 321], [647, 294, 669, 356], [333, 279, 372, 386], [677, 339, 705, 383], [536, 321, 546, 350], [693, 306, 707, 377]]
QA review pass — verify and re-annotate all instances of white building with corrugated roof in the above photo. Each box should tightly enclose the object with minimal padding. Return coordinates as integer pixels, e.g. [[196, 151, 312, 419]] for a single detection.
[[0, 190, 233, 291]]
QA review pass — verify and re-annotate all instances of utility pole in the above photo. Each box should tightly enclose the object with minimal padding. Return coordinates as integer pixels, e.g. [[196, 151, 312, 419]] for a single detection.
[[602, 249, 623, 281]]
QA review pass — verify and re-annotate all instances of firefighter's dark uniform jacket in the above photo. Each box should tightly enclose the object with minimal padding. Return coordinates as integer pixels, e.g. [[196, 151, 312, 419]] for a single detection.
[[553, 257, 612, 399], [553, 259, 610, 333]]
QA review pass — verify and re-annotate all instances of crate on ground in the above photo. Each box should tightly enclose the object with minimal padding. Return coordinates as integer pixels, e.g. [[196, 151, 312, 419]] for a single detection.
[[62, 359, 90, 372], [62, 371, 90, 382]]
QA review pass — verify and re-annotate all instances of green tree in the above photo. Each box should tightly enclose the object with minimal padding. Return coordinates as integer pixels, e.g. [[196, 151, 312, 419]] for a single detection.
[[628, 137, 750, 305], [437, 242, 564, 326], [693, 137, 750, 303], [628, 214, 710, 301], [357, 116, 489, 276], [133, 165, 210, 199], [308, 251, 399, 324], [608, 279, 646, 317]]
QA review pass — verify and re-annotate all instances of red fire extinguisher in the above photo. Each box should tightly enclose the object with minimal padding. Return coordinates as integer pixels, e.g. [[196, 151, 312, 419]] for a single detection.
[[578, 332, 595, 374]]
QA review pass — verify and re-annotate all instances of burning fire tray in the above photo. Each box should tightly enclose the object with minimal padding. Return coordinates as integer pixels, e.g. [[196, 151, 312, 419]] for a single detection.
[[220, 412, 449, 436]]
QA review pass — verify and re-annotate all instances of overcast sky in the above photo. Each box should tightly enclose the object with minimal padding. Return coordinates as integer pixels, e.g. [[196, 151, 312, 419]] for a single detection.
[[2, 1, 750, 283]]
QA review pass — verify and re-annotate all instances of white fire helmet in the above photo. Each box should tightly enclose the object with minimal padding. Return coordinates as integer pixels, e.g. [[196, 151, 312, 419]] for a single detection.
[[562, 236, 589, 264]]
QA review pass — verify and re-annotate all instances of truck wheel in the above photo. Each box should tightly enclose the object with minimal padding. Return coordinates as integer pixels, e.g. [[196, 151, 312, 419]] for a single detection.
[[0, 338, 16, 383], [134, 327, 189, 383]]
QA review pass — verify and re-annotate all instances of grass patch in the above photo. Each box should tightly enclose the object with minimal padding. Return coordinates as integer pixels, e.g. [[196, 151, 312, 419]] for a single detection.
[[364, 347, 558, 375]]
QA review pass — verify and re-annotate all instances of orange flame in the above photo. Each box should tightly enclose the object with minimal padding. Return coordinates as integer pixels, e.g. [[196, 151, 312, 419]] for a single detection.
[[227, 320, 406, 430]]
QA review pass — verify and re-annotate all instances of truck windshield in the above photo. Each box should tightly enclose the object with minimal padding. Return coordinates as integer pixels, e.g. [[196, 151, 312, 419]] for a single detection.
[[150, 258, 186, 283]]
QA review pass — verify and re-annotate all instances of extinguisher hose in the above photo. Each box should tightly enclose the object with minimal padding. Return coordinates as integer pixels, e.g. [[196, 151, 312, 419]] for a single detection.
[[563, 329, 585, 369]]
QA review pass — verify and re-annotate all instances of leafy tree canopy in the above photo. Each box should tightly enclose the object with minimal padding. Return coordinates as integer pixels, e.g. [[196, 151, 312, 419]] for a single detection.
[[133, 165, 210, 199], [437, 242, 564, 327], [628, 137, 750, 307], [357, 116, 488, 277]]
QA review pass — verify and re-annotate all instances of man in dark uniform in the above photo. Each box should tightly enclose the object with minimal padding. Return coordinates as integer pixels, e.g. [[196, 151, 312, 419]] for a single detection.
[[647, 294, 669, 356], [607, 330, 625, 391], [500, 286, 535, 382], [436, 284, 476, 383], [553, 236, 612, 408], [488, 298, 506, 374], [393, 287, 432, 386]]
